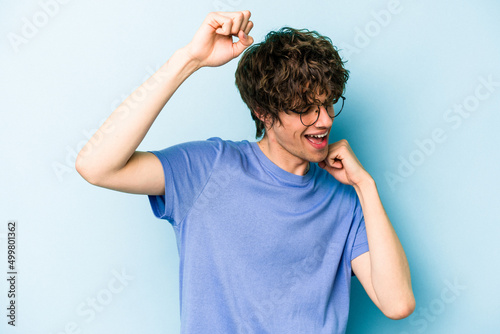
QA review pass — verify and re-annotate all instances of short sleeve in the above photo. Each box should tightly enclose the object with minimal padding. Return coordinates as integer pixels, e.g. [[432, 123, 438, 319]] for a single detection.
[[147, 138, 222, 226], [350, 195, 369, 276]]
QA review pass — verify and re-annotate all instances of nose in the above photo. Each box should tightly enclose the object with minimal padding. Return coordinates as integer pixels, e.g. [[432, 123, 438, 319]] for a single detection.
[[315, 105, 333, 127]]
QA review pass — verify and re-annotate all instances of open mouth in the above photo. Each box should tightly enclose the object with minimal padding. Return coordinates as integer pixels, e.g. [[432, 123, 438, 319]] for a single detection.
[[305, 132, 328, 149]]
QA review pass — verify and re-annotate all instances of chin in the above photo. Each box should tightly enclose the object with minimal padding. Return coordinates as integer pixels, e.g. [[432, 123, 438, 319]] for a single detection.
[[307, 151, 329, 163]]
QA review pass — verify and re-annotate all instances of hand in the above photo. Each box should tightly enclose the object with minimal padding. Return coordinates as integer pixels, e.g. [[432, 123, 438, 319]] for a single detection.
[[318, 139, 372, 186], [183, 11, 254, 68]]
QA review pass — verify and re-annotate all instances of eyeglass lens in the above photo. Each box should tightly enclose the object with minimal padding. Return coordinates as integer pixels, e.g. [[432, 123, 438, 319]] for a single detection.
[[300, 97, 345, 126]]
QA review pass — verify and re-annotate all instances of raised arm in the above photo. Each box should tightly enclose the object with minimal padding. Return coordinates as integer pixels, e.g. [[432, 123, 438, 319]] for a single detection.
[[319, 140, 415, 319], [75, 11, 254, 195]]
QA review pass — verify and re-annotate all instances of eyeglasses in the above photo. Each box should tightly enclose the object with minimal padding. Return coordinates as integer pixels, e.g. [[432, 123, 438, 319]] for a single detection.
[[290, 96, 345, 127]]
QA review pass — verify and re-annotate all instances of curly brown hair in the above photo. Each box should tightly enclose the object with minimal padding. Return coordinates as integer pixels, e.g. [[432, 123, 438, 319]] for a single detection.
[[235, 27, 349, 138]]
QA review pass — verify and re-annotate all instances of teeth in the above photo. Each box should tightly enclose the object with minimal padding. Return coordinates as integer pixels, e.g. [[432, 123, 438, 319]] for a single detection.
[[308, 133, 327, 138]]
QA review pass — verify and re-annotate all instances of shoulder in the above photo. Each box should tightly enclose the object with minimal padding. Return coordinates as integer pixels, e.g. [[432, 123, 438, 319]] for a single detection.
[[152, 137, 221, 159], [151, 137, 251, 165]]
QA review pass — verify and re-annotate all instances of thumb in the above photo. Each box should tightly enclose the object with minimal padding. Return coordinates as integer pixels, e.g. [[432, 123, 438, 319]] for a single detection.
[[319, 159, 343, 171], [319, 160, 334, 173], [232, 30, 254, 57], [330, 159, 343, 169]]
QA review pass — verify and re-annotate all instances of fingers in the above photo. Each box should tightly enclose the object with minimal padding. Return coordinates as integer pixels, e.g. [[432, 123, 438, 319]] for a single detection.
[[205, 12, 231, 35], [244, 20, 254, 35], [227, 11, 246, 35], [330, 159, 344, 169], [325, 139, 366, 172], [322, 140, 351, 169], [209, 10, 253, 37], [232, 30, 254, 57], [207, 10, 254, 58], [319, 158, 343, 170]]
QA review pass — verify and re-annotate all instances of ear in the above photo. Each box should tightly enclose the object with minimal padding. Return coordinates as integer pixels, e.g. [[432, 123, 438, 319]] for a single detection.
[[253, 107, 283, 133], [253, 108, 273, 132], [252, 107, 267, 124]]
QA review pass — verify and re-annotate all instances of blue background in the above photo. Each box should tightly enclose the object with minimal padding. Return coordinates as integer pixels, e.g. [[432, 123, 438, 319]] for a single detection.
[[1, 0, 499, 333]]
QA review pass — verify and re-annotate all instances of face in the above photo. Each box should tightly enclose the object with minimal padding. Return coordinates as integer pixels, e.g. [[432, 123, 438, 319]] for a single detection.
[[262, 95, 334, 170]]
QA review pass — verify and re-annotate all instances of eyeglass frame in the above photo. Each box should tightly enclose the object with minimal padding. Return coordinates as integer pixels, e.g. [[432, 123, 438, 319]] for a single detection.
[[289, 96, 346, 127]]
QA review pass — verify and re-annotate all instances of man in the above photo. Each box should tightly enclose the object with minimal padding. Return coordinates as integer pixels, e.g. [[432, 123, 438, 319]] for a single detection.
[[76, 10, 415, 333]]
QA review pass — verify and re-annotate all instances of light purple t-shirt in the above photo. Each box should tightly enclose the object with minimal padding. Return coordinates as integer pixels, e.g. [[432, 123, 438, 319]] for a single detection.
[[148, 137, 369, 334]]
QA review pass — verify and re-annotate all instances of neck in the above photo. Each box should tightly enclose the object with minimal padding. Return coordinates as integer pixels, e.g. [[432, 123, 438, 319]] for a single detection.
[[258, 137, 310, 176]]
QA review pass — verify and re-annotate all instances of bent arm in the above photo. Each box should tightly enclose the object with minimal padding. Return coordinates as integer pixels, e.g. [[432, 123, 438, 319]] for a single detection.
[[75, 49, 199, 194], [351, 178, 415, 319], [319, 140, 415, 319]]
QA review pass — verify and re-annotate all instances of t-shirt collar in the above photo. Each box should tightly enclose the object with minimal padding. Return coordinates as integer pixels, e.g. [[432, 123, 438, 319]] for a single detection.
[[250, 141, 315, 186]]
